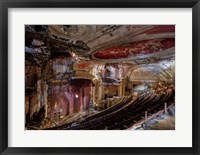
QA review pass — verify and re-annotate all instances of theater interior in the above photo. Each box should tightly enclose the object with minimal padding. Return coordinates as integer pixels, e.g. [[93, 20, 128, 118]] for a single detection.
[[25, 25, 175, 130]]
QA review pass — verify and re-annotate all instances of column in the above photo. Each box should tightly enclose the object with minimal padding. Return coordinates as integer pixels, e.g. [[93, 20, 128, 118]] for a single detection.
[[122, 79, 127, 96], [118, 83, 123, 97], [43, 82, 48, 118], [98, 84, 102, 101], [101, 85, 105, 99], [123, 85, 125, 96], [37, 80, 42, 112], [37, 80, 49, 118], [28, 95, 31, 121], [92, 86, 96, 105]]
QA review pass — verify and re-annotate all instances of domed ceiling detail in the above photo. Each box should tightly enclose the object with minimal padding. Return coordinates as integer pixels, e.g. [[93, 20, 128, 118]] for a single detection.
[[92, 38, 175, 60], [25, 24, 175, 68]]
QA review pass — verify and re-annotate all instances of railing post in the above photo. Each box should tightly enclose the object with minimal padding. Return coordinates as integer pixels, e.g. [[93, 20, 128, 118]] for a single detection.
[[164, 102, 167, 114], [144, 111, 148, 129]]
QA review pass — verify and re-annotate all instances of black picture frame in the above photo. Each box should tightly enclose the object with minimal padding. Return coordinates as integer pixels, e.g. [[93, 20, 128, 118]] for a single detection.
[[0, 0, 199, 155]]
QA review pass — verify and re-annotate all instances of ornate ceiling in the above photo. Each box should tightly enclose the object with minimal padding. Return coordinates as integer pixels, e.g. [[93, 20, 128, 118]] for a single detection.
[[92, 38, 175, 60], [25, 25, 175, 80], [47, 25, 175, 53]]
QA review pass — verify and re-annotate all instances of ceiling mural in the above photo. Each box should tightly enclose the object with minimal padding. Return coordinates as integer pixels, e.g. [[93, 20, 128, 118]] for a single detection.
[[74, 61, 93, 70], [92, 38, 175, 60]]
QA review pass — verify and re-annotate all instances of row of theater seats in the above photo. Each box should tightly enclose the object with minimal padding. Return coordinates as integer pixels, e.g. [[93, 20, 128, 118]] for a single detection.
[[64, 90, 174, 130], [82, 96, 133, 122], [46, 96, 133, 130], [66, 96, 134, 129], [46, 89, 174, 130], [107, 92, 173, 130]]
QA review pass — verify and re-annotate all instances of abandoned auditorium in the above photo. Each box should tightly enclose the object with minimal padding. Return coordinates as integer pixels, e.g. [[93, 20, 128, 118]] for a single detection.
[[25, 25, 175, 130]]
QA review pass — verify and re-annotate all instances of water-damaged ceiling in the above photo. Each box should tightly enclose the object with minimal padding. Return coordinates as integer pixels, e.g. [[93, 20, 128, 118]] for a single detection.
[[25, 25, 175, 76]]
